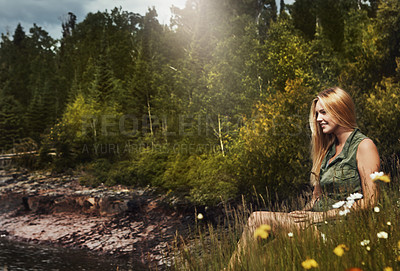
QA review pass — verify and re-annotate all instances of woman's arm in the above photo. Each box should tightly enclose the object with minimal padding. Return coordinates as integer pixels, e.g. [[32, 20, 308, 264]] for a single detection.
[[290, 208, 338, 225], [292, 184, 327, 223], [353, 138, 380, 209]]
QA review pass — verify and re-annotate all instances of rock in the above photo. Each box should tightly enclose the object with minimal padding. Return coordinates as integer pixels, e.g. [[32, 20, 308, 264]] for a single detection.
[[12, 173, 21, 179], [86, 197, 97, 206], [22, 196, 30, 211]]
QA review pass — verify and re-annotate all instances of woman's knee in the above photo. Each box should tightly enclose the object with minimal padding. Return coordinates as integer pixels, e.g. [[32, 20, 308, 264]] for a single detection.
[[246, 212, 257, 228], [247, 211, 269, 228]]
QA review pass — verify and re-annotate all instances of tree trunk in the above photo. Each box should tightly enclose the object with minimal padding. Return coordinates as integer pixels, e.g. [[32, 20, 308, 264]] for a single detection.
[[218, 114, 225, 157], [147, 94, 154, 147]]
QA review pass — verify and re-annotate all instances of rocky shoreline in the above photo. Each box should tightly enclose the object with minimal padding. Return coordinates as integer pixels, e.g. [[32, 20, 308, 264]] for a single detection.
[[0, 169, 194, 269]]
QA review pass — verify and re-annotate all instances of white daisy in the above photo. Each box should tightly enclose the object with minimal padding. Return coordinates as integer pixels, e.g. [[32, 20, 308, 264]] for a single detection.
[[321, 233, 327, 243], [377, 231, 388, 239], [345, 199, 355, 209], [332, 201, 346, 209], [347, 193, 363, 201], [339, 209, 350, 216], [370, 171, 384, 180], [360, 239, 370, 246]]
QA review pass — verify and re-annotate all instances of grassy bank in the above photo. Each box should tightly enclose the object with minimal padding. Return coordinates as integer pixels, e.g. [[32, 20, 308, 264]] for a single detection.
[[171, 170, 400, 271]]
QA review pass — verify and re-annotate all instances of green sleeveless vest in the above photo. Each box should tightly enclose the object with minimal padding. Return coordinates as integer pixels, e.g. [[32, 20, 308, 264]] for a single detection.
[[312, 128, 368, 212]]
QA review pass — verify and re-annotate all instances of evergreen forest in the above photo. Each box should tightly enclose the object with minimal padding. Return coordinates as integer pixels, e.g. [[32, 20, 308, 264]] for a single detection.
[[1, 0, 400, 207]]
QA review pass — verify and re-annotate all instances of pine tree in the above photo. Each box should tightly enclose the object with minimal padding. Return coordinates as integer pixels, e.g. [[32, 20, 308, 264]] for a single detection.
[[13, 23, 26, 47], [62, 12, 77, 38], [7, 24, 31, 106], [289, 0, 317, 40], [0, 96, 24, 150], [375, 0, 400, 77]]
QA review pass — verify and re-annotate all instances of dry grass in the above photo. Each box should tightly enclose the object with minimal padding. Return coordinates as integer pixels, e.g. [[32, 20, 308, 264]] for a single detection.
[[171, 165, 400, 271]]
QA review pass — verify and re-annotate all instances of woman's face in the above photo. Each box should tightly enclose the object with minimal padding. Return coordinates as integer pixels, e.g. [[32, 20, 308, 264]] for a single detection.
[[315, 99, 339, 134]]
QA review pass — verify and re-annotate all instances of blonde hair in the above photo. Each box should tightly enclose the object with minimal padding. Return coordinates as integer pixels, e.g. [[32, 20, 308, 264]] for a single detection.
[[309, 87, 357, 186]]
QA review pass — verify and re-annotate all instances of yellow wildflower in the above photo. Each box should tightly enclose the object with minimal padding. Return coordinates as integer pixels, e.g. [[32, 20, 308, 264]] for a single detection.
[[301, 258, 318, 269], [397, 240, 400, 250], [377, 175, 391, 183], [370, 172, 390, 183], [333, 244, 349, 256], [383, 267, 393, 271], [254, 224, 271, 239]]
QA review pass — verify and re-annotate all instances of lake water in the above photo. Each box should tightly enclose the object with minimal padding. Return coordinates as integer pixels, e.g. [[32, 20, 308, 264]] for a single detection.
[[0, 237, 143, 271]]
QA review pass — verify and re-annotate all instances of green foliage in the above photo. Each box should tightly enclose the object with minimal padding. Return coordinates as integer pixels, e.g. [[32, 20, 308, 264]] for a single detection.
[[0, 95, 24, 150], [237, 79, 316, 202], [289, 0, 317, 40], [187, 154, 238, 205], [1, 0, 400, 208], [205, 15, 262, 117], [375, 0, 400, 76], [262, 18, 314, 90], [339, 8, 382, 93], [362, 76, 400, 157], [80, 158, 112, 187], [106, 160, 139, 187], [80, 147, 168, 188], [0, 23, 59, 144], [163, 152, 238, 205], [51, 92, 122, 163], [130, 147, 169, 187]]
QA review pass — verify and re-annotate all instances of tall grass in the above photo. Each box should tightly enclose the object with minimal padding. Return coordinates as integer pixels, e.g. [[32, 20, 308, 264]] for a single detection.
[[171, 162, 400, 271]]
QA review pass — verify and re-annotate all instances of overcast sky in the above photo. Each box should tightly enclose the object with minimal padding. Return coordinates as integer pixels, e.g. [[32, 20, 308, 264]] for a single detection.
[[0, 0, 187, 39]]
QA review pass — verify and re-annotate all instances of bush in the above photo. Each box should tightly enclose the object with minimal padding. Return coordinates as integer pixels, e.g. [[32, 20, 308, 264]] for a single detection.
[[131, 147, 169, 187], [236, 79, 316, 203], [361, 76, 400, 157], [79, 147, 169, 188], [162, 152, 238, 206], [79, 158, 112, 187], [187, 153, 238, 206], [106, 160, 138, 186]]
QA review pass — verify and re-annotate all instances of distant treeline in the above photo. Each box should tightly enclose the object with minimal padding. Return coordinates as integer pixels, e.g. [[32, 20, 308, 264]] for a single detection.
[[1, 0, 399, 206]]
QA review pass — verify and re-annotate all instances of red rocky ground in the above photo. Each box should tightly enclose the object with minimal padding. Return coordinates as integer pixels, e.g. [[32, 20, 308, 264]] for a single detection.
[[0, 169, 193, 269]]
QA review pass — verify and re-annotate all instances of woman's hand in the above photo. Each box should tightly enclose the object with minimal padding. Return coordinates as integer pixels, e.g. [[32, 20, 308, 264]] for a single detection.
[[289, 211, 323, 225]]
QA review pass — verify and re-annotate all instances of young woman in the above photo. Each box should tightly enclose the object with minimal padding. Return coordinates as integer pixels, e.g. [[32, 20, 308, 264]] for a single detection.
[[230, 87, 380, 267]]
